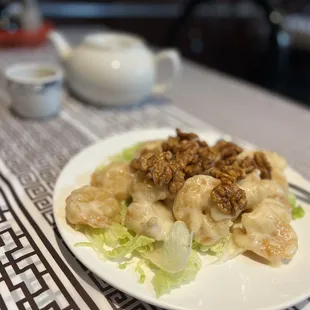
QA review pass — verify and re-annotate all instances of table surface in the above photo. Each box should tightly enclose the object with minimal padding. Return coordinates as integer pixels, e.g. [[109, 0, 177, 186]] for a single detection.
[[0, 25, 310, 310]]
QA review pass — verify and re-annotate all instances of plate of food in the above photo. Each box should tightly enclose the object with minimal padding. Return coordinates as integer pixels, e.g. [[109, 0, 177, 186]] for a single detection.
[[53, 128, 310, 310]]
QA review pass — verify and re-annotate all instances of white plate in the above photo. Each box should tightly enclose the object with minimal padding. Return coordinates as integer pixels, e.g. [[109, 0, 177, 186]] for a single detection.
[[53, 128, 310, 310]]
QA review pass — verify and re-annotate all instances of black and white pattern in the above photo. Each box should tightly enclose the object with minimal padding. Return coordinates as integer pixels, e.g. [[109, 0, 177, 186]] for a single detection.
[[0, 98, 208, 310], [0, 97, 308, 310]]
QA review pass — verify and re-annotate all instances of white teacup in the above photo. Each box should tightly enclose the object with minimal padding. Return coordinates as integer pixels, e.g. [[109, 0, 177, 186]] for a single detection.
[[5, 63, 63, 118]]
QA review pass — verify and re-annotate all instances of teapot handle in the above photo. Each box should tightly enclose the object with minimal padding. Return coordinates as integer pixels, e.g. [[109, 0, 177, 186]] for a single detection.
[[152, 49, 181, 95]]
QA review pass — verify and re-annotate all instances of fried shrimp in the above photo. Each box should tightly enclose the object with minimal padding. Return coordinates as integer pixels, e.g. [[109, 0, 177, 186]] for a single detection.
[[125, 172, 175, 240], [173, 175, 234, 245], [233, 197, 297, 264], [91, 161, 133, 200], [66, 185, 122, 228]]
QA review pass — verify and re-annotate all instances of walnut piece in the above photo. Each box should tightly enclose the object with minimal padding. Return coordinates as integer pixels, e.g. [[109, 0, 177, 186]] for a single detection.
[[213, 140, 243, 159], [176, 128, 198, 140], [169, 170, 186, 193], [253, 152, 272, 179], [141, 151, 175, 186], [211, 183, 247, 215], [238, 156, 256, 174], [209, 160, 245, 185]]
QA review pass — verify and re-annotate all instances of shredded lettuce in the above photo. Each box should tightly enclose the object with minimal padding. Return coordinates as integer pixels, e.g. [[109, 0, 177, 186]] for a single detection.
[[152, 250, 201, 297], [119, 262, 130, 269], [76, 221, 200, 297], [193, 236, 231, 256], [214, 237, 244, 263], [95, 143, 141, 172], [107, 235, 155, 259], [120, 200, 129, 225], [192, 236, 243, 264], [109, 143, 142, 163], [288, 192, 305, 220], [76, 224, 155, 259], [75, 241, 92, 248], [135, 260, 147, 284]]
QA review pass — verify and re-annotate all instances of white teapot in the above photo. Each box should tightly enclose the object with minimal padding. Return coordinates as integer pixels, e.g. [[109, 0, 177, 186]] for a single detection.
[[48, 31, 181, 106]]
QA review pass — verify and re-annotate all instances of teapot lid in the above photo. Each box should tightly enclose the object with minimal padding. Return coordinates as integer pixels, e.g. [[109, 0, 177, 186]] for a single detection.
[[83, 33, 144, 51]]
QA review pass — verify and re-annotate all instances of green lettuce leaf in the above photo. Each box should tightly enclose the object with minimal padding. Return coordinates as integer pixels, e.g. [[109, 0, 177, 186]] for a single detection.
[[152, 250, 201, 297], [135, 260, 147, 284], [120, 200, 129, 226], [142, 221, 193, 274], [119, 262, 130, 269], [107, 235, 155, 259], [193, 236, 231, 256], [288, 192, 305, 220], [76, 221, 201, 296], [193, 236, 243, 264], [110, 143, 142, 163], [76, 224, 155, 259], [94, 143, 142, 172]]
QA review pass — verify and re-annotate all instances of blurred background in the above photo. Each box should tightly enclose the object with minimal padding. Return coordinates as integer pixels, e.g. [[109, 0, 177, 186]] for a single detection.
[[1, 0, 310, 107]]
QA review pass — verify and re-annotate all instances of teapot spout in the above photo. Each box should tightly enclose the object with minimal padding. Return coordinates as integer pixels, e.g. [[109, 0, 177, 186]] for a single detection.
[[48, 30, 72, 61]]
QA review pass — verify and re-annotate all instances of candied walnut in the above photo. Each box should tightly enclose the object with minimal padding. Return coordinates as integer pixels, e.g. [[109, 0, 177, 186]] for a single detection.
[[209, 167, 226, 179], [169, 170, 186, 193], [181, 140, 200, 152], [131, 128, 248, 195], [175, 151, 192, 167], [146, 152, 174, 186], [184, 162, 203, 178], [202, 159, 215, 171], [238, 156, 256, 174], [198, 140, 208, 147], [198, 147, 217, 170], [209, 168, 236, 185], [176, 128, 198, 140], [211, 183, 247, 215], [137, 150, 157, 171], [253, 152, 272, 179], [227, 163, 246, 179], [220, 156, 237, 166], [198, 146, 216, 158], [213, 140, 243, 159], [209, 161, 245, 184], [162, 137, 180, 152]]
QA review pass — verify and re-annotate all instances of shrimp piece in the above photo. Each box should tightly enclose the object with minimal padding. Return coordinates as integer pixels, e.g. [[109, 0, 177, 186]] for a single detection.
[[264, 151, 287, 171], [271, 168, 288, 192], [238, 179, 286, 210], [130, 171, 171, 203], [238, 151, 287, 171], [238, 150, 288, 191], [241, 169, 261, 182], [91, 161, 133, 200], [233, 197, 298, 264], [237, 151, 288, 207], [66, 185, 122, 228], [173, 175, 232, 245], [125, 172, 174, 240], [268, 155, 288, 191], [125, 201, 174, 240]]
